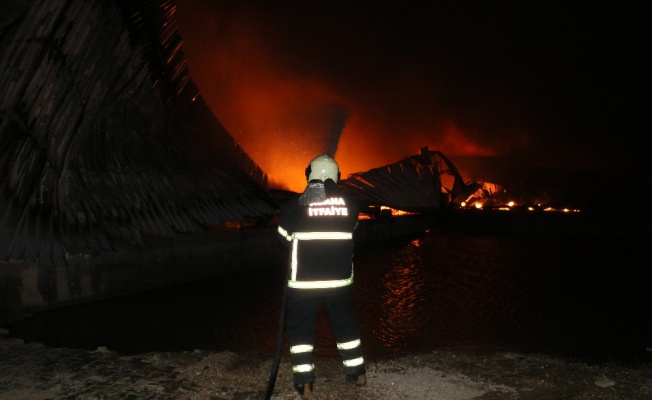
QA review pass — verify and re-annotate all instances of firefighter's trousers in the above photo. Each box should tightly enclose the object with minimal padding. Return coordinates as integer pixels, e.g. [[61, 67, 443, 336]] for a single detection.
[[285, 286, 366, 385]]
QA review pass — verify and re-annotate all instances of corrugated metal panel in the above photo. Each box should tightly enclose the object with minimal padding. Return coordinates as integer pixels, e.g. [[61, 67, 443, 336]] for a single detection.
[[341, 147, 469, 212], [0, 0, 278, 266]]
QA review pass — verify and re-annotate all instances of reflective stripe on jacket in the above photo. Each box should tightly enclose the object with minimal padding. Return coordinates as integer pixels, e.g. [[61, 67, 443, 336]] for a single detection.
[[277, 189, 359, 290], [278, 226, 354, 289]]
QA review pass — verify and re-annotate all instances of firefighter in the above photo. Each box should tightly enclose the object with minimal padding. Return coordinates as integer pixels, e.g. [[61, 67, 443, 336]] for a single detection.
[[277, 154, 367, 399]]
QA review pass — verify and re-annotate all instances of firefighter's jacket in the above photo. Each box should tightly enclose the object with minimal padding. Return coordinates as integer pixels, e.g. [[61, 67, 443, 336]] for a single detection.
[[277, 181, 359, 290]]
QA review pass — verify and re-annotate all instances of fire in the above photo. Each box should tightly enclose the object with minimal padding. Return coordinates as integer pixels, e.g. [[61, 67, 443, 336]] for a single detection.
[[176, 3, 504, 193]]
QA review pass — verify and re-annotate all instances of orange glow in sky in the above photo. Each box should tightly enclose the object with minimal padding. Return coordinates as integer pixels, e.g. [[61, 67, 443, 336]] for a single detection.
[[177, 2, 509, 193]]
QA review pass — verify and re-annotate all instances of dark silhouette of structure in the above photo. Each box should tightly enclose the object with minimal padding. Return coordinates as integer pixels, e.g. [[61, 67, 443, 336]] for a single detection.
[[2, 0, 623, 325], [0, 0, 283, 323], [340, 146, 479, 213], [0, 0, 434, 325], [1, 0, 278, 268]]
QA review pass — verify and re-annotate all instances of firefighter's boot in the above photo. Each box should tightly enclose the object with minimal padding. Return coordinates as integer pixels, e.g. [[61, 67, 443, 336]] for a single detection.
[[346, 373, 367, 387], [294, 382, 313, 399]]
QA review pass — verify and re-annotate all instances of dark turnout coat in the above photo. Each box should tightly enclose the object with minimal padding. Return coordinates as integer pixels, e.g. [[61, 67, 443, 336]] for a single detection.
[[277, 181, 360, 290]]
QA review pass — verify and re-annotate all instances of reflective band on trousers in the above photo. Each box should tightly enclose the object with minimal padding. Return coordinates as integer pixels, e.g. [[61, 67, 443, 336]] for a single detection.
[[337, 339, 361, 350], [343, 357, 365, 367], [290, 344, 314, 354], [293, 363, 315, 373]]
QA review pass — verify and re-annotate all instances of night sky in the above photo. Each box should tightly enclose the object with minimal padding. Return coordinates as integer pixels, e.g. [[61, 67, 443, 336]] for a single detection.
[[176, 1, 648, 192]]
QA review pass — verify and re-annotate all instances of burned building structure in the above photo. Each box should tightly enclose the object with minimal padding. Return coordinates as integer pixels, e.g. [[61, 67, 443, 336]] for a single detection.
[[1, 0, 627, 325], [0, 0, 281, 323], [0, 0, 448, 325]]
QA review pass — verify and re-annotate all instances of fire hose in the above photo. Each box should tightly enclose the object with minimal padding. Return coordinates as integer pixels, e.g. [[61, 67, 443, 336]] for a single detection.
[[264, 270, 288, 400]]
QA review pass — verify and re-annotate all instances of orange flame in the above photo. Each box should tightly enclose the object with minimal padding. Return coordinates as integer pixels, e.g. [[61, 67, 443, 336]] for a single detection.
[[177, 2, 502, 193]]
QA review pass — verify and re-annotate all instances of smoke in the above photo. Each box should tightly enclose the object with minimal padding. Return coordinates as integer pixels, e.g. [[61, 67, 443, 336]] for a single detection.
[[175, 1, 505, 191], [175, 1, 644, 192]]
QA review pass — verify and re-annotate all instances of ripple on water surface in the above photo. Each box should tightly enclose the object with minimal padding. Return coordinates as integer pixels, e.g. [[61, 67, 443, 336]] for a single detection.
[[7, 232, 650, 362]]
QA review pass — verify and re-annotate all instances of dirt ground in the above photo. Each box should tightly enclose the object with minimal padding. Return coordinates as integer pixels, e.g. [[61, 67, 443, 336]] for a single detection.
[[167, 349, 652, 400], [1, 329, 651, 400]]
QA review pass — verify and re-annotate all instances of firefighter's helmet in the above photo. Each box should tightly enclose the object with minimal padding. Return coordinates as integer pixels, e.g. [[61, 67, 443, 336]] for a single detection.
[[305, 154, 340, 183]]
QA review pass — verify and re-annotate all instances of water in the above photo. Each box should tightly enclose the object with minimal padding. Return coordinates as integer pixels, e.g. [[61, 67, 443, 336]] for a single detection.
[[6, 229, 651, 364]]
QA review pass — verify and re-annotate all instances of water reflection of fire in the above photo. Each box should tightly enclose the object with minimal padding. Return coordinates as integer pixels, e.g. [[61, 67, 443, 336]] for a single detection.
[[379, 238, 426, 348]]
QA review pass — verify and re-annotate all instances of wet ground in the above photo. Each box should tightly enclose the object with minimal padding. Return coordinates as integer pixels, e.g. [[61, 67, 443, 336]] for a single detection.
[[7, 231, 650, 364]]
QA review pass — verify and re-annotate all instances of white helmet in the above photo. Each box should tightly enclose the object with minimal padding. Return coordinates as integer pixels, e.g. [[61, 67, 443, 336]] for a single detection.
[[306, 154, 340, 183]]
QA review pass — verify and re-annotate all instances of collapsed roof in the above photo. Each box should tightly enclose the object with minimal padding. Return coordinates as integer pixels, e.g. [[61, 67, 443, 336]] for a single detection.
[[0, 0, 278, 266]]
